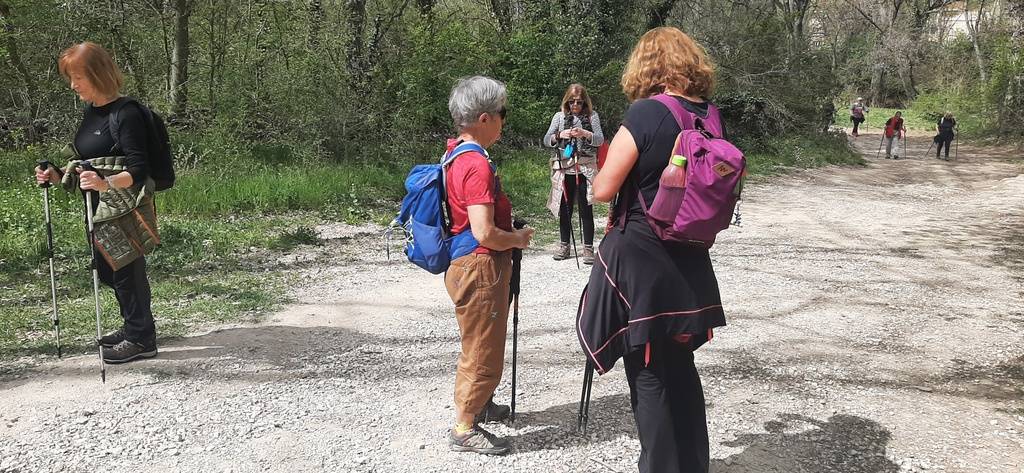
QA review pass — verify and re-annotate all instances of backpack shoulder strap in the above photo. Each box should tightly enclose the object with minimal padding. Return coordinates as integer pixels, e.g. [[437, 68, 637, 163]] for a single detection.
[[107, 97, 153, 152], [439, 141, 489, 234], [442, 142, 487, 166], [651, 94, 696, 131]]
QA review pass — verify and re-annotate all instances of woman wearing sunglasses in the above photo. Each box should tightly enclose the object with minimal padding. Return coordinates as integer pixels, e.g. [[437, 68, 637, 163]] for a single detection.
[[543, 84, 604, 264]]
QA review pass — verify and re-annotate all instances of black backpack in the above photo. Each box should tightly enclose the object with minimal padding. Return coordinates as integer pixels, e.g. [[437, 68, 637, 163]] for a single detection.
[[108, 97, 175, 191]]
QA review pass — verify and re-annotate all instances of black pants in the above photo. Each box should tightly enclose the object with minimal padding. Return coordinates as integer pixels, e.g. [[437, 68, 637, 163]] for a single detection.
[[624, 340, 710, 473], [937, 137, 953, 158], [558, 173, 594, 246], [851, 116, 863, 134], [96, 255, 155, 342]]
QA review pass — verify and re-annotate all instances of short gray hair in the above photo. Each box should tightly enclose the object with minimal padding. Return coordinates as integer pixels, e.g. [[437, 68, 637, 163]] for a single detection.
[[448, 76, 507, 130]]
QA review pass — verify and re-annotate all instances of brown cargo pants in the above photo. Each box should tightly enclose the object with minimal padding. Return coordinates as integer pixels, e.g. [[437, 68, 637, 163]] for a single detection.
[[444, 251, 513, 418]]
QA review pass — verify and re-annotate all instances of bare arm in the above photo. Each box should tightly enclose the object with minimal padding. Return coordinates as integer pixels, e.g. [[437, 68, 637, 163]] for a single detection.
[[78, 170, 133, 192], [467, 204, 533, 251], [592, 125, 639, 202]]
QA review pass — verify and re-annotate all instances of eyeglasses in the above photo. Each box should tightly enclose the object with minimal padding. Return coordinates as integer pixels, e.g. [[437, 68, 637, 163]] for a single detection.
[[568, 99, 585, 106]]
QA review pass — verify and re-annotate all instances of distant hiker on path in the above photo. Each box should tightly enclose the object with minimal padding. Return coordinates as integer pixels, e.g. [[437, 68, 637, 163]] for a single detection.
[[442, 76, 534, 455], [935, 112, 956, 160], [850, 97, 868, 137], [35, 42, 160, 365], [543, 83, 604, 264], [884, 111, 907, 159], [576, 27, 727, 473]]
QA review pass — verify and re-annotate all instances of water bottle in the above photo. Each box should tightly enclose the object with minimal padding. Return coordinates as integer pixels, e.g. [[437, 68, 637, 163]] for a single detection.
[[647, 155, 687, 223]]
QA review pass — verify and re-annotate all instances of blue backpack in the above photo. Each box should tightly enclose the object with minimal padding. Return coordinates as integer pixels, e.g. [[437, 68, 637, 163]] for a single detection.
[[392, 142, 489, 274]]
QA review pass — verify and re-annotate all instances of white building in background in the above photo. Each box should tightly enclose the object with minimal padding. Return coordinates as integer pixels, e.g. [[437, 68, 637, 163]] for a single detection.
[[933, 0, 1004, 42]]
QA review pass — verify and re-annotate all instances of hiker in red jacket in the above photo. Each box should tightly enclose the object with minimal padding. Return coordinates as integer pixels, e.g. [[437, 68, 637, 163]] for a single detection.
[[883, 111, 907, 159]]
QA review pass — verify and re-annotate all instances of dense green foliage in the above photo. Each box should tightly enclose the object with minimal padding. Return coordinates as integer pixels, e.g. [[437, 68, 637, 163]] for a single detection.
[[10, 0, 1020, 357]]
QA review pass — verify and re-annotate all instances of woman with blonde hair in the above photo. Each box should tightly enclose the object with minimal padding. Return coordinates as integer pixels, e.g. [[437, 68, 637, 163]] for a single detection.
[[575, 27, 726, 473], [35, 42, 160, 364], [543, 84, 604, 264]]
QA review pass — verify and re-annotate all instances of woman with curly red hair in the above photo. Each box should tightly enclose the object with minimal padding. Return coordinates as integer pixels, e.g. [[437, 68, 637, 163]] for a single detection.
[[576, 27, 726, 473]]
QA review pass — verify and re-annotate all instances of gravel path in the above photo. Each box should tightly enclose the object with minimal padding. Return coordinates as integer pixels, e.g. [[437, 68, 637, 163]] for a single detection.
[[2, 134, 1022, 473]]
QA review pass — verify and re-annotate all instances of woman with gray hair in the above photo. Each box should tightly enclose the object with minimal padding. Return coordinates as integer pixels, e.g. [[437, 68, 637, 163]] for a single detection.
[[442, 76, 534, 455]]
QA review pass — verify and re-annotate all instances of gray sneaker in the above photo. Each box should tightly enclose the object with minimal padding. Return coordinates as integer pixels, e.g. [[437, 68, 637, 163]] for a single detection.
[[102, 337, 157, 364], [99, 327, 127, 348], [449, 425, 510, 455]]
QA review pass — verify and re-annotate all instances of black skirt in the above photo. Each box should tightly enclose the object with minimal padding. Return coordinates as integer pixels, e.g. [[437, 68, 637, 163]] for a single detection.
[[576, 212, 726, 374]]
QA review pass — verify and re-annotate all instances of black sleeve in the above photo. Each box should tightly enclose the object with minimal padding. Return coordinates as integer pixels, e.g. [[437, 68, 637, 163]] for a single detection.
[[115, 103, 151, 183], [622, 99, 671, 155]]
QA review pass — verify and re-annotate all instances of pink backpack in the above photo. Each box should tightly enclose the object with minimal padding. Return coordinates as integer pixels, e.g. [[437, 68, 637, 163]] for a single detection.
[[638, 94, 746, 248]]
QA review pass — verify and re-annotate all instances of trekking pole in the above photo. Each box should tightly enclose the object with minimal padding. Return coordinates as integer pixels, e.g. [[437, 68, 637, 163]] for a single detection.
[[37, 161, 62, 358], [508, 218, 526, 426], [922, 141, 935, 160], [79, 161, 107, 383], [571, 143, 587, 258], [954, 128, 959, 161], [557, 139, 580, 268], [577, 361, 594, 435], [903, 132, 908, 160], [875, 134, 885, 159]]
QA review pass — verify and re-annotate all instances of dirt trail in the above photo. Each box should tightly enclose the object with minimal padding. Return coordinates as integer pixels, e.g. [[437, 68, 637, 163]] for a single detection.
[[2, 134, 1022, 473]]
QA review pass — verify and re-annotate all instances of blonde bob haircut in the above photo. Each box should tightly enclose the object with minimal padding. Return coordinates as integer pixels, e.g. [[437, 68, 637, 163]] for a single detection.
[[58, 42, 124, 97], [621, 27, 715, 102], [560, 83, 594, 117]]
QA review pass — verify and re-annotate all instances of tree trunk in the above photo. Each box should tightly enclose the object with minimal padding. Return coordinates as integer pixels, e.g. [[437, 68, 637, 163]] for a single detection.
[[346, 0, 366, 83], [416, 0, 434, 17], [170, 0, 191, 117], [870, 64, 886, 106], [308, 0, 324, 49], [646, 0, 677, 30], [1000, 0, 1024, 136], [489, 0, 511, 34], [0, 0, 38, 118], [964, 0, 988, 83]]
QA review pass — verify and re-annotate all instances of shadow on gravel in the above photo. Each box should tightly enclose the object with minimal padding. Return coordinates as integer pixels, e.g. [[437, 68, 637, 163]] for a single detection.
[[0, 325, 461, 389], [712, 413, 898, 473], [510, 393, 636, 453]]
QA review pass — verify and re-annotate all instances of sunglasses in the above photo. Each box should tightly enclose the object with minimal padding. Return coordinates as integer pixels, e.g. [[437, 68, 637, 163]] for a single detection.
[[497, 107, 507, 120], [567, 99, 585, 106]]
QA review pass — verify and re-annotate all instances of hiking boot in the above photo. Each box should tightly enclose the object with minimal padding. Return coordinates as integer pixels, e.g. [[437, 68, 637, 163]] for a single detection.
[[102, 336, 157, 364], [552, 242, 571, 261], [582, 245, 595, 265], [474, 399, 511, 424], [449, 425, 510, 455], [99, 327, 127, 348]]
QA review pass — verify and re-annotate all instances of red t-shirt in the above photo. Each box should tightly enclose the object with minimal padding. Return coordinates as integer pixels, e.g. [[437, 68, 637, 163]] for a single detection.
[[444, 139, 513, 254], [884, 117, 904, 137]]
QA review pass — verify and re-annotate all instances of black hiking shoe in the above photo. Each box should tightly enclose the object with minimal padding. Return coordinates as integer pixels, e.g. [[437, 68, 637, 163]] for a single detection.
[[102, 337, 157, 364], [474, 399, 511, 424], [99, 327, 127, 348], [449, 425, 510, 455]]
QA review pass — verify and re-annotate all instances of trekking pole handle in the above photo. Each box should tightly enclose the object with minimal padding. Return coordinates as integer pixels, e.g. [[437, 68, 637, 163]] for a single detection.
[[37, 161, 53, 189], [77, 160, 99, 175], [77, 161, 109, 188]]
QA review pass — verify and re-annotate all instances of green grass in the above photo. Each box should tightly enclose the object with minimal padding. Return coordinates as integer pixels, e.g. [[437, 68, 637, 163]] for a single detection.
[[0, 130, 860, 360], [834, 106, 937, 132], [741, 131, 864, 175]]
